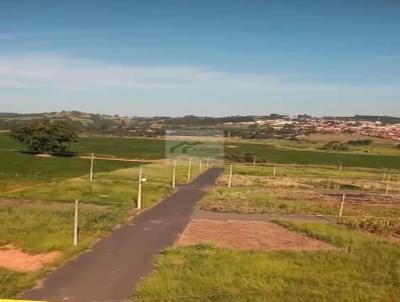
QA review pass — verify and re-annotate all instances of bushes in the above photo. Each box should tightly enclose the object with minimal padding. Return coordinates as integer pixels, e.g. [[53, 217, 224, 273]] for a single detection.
[[319, 141, 349, 151], [347, 139, 372, 146], [340, 216, 400, 237]]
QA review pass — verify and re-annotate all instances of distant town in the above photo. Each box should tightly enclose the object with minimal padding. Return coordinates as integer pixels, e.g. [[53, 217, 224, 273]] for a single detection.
[[1, 111, 399, 141], [227, 116, 400, 141]]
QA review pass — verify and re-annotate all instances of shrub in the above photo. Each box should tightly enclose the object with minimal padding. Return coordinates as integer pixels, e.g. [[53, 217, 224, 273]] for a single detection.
[[340, 216, 400, 237], [319, 141, 349, 151]]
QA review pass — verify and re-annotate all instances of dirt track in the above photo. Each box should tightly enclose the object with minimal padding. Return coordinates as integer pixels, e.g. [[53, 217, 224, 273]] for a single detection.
[[22, 168, 223, 302]]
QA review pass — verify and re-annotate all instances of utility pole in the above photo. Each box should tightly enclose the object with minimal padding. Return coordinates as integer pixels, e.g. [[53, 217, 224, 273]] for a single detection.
[[187, 157, 192, 181], [73, 199, 79, 246], [89, 153, 94, 181], [228, 163, 233, 188], [137, 167, 143, 209], [172, 160, 176, 188]]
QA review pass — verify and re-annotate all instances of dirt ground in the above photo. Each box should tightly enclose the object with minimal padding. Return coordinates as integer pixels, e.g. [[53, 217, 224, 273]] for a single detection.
[[178, 219, 335, 251], [0, 245, 60, 272]]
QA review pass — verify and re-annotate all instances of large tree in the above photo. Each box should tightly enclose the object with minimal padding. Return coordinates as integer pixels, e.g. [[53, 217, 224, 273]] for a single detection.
[[11, 120, 78, 154]]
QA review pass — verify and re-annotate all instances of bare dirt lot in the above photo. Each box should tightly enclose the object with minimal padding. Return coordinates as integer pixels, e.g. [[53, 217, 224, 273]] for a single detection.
[[0, 245, 60, 272], [177, 219, 336, 251]]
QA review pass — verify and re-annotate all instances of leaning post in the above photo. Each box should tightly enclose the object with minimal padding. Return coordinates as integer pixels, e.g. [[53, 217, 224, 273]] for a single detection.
[[89, 153, 95, 182], [339, 193, 346, 217]]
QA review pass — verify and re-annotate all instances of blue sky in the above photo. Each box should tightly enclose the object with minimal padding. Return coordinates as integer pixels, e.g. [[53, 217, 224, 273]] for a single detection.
[[0, 0, 399, 116]]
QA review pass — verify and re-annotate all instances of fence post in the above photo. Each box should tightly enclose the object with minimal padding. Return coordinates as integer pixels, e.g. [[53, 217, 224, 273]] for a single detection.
[[382, 169, 387, 182], [207, 157, 210, 167], [187, 157, 192, 181], [137, 167, 143, 209], [385, 174, 392, 195], [228, 163, 233, 188], [172, 160, 176, 188], [339, 193, 346, 217], [73, 199, 79, 246], [273, 165, 277, 178], [89, 153, 94, 181], [339, 162, 343, 172]]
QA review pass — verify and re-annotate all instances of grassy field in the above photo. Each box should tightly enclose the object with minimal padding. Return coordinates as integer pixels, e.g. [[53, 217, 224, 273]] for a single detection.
[[225, 141, 400, 169], [0, 162, 201, 297], [2, 133, 400, 169], [199, 164, 400, 218], [253, 134, 400, 156], [133, 222, 400, 302]]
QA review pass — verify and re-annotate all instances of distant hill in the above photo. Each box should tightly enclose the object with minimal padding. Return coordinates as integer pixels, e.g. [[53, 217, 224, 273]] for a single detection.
[[0, 111, 398, 137]]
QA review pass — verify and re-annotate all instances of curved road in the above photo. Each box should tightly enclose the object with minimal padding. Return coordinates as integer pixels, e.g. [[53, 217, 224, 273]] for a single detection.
[[23, 168, 223, 302]]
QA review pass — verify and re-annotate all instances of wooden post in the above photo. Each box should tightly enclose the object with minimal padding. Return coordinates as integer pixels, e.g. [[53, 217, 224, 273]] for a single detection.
[[206, 157, 210, 167], [382, 169, 387, 182], [253, 156, 256, 169], [137, 167, 143, 209], [339, 162, 343, 171], [385, 174, 392, 195], [273, 165, 277, 178], [89, 153, 94, 181], [187, 157, 192, 181], [339, 193, 346, 217], [228, 163, 233, 188], [73, 199, 79, 246], [172, 160, 176, 188]]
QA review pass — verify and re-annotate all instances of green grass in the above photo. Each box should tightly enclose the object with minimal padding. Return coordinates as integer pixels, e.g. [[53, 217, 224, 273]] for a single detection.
[[230, 163, 398, 181], [2, 134, 400, 169], [72, 136, 166, 159], [199, 187, 339, 215], [2, 163, 196, 205], [0, 151, 134, 194], [0, 200, 132, 297], [199, 164, 400, 217], [133, 222, 400, 302], [225, 141, 400, 169], [0, 163, 201, 297]]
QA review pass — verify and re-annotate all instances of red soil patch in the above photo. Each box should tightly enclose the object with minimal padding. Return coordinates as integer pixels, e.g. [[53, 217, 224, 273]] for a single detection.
[[178, 219, 335, 251], [0, 246, 61, 272]]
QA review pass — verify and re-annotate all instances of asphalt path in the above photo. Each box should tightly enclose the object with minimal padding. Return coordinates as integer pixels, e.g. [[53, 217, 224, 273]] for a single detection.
[[23, 168, 223, 302]]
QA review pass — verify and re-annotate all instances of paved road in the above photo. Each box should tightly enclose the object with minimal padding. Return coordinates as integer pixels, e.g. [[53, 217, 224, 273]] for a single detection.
[[23, 168, 223, 302], [193, 209, 337, 223]]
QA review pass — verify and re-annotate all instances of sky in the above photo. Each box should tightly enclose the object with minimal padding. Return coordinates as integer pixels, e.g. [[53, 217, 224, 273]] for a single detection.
[[0, 0, 399, 117]]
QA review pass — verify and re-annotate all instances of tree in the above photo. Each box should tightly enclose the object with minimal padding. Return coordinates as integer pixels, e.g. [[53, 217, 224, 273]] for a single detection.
[[11, 120, 78, 154]]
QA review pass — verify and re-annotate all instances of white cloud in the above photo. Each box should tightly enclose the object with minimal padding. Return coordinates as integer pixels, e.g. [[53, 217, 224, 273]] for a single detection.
[[0, 53, 399, 116]]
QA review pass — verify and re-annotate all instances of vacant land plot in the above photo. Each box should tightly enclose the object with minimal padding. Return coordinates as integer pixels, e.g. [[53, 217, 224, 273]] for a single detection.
[[0, 162, 200, 297], [0, 151, 133, 194], [134, 222, 400, 302], [199, 165, 400, 218], [178, 219, 335, 251]]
